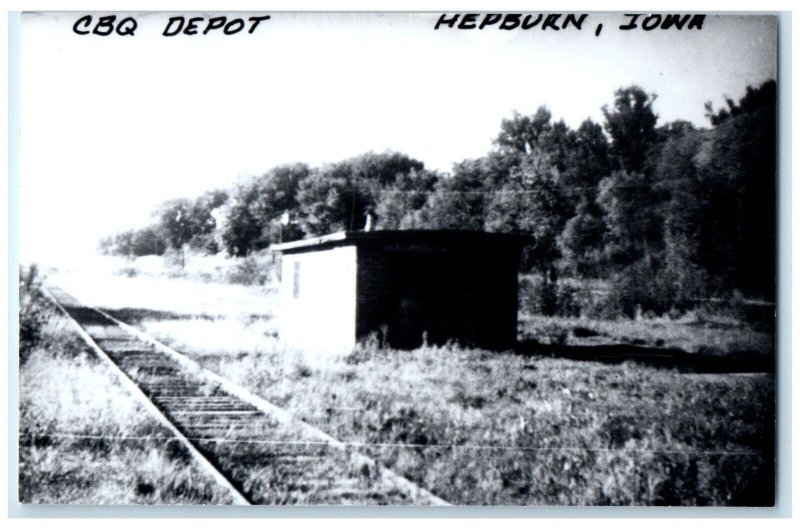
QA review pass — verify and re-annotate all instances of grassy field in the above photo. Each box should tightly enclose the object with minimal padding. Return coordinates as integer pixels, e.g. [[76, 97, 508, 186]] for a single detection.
[[140, 322, 775, 506], [33, 260, 776, 505], [18, 308, 235, 504]]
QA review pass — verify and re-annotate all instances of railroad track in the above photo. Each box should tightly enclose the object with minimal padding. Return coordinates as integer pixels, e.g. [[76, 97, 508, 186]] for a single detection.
[[42, 286, 449, 506]]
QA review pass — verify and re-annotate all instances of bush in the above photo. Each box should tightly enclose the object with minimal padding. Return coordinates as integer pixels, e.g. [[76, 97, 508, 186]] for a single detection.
[[581, 292, 623, 320], [225, 254, 273, 286], [520, 276, 582, 318], [115, 266, 139, 278], [520, 276, 555, 316], [556, 283, 582, 318], [99, 226, 167, 257], [608, 258, 708, 318], [19, 264, 51, 364], [163, 247, 189, 272]]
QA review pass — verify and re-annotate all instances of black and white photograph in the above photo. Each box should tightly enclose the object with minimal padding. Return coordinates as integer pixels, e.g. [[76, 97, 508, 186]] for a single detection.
[[13, 10, 780, 507]]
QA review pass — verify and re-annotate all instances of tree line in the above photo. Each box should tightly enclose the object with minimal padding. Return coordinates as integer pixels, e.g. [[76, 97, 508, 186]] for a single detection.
[[100, 80, 776, 316]]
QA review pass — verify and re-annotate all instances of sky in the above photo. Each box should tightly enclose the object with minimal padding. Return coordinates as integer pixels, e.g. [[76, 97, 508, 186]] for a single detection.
[[17, 12, 777, 264]]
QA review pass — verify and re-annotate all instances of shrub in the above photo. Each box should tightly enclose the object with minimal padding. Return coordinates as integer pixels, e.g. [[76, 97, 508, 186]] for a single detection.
[[163, 247, 189, 273], [19, 264, 51, 364], [99, 226, 168, 257], [690, 291, 774, 333], [225, 254, 273, 285], [520, 276, 557, 316], [607, 258, 708, 318], [520, 276, 583, 318], [115, 266, 139, 278], [556, 283, 581, 318], [582, 290, 623, 320]]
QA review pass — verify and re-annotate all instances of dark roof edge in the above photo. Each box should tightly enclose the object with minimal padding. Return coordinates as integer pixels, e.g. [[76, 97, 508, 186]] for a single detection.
[[270, 230, 533, 253]]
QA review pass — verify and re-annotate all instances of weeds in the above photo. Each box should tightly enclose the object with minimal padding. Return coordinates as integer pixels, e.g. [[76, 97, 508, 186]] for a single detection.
[[19, 264, 51, 364], [168, 341, 774, 506], [39, 266, 775, 505], [225, 254, 274, 286], [18, 310, 234, 504]]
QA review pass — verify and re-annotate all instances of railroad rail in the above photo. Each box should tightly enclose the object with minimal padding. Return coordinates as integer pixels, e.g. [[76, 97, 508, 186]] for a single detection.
[[42, 286, 449, 506]]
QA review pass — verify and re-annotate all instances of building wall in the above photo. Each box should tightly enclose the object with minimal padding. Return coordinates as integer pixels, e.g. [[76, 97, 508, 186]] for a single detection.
[[356, 242, 520, 350], [279, 245, 357, 355], [355, 244, 391, 341]]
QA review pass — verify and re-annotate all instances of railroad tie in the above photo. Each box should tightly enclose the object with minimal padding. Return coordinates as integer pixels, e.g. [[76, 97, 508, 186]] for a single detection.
[[42, 285, 450, 506]]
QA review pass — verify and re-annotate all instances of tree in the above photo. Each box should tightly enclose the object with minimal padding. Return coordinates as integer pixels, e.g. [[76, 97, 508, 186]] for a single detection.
[[560, 118, 611, 192], [296, 164, 378, 235], [296, 152, 424, 235], [218, 185, 264, 257], [130, 226, 168, 256], [697, 80, 776, 299], [374, 169, 440, 229], [535, 119, 576, 181], [654, 123, 708, 307], [704, 80, 777, 126], [495, 107, 553, 155], [559, 198, 608, 277], [412, 159, 490, 230], [484, 160, 570, 316], [348, 151, 424, 187], [219, 164, 310, 256], [597, 170, 663, 269], [251, 163, 310, 219], [249, 163, 310, 245], [602, 86, 658, 173], [555, 118, 612, 277], [598, 123, 710, 315], [485, 162, 570, 277], [98, 232, 129, 257], [492, 107, 565, 188], [188, 189, 229, 253], [653, 123, 704, 261], [156, 199, 194, 267]]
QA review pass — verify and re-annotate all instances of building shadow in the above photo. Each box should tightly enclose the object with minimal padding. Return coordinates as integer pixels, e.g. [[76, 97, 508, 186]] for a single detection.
[[514, 340, 774, 374]]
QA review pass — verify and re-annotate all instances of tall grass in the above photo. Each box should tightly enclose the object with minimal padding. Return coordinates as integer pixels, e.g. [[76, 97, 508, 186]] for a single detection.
[[19, 264, 51, 364], [42, 267, 775, 505], [18, 307, 235, 504], [140, 315, 775, 506]]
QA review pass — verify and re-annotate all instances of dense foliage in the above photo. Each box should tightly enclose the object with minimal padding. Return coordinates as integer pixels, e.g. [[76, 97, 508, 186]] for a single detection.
[[19, 264, 52, 364], [101, 80, 776, 315]]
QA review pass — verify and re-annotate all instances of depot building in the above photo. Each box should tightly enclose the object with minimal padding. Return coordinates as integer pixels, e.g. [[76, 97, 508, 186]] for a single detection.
[[271, 230, 530, 354]]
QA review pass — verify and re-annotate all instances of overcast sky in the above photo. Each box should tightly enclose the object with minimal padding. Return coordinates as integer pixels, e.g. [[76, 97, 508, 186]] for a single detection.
[[18, 12, 776, 264]]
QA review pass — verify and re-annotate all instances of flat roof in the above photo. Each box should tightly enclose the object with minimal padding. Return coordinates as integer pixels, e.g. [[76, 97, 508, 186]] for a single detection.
[[270, 230, 533, 253]]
